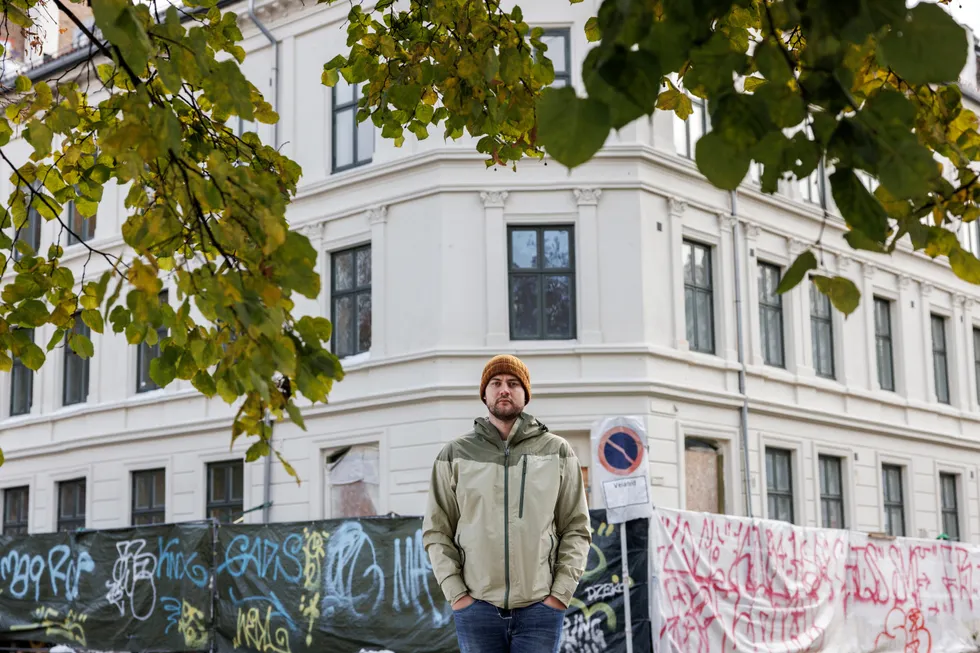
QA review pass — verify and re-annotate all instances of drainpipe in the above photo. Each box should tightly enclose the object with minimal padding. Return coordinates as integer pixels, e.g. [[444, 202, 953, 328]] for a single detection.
[[730, 190, 754, 519], [248, 0, 279, 525], [247, 0, 280, 150]]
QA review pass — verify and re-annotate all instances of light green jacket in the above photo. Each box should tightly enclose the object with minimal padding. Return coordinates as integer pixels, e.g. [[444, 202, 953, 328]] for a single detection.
[[422, 413, 592, 609]]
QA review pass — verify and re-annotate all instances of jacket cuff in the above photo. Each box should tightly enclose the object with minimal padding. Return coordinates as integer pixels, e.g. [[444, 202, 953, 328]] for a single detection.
[[550, 572, 578, 607], [440, 574, 469, 604]]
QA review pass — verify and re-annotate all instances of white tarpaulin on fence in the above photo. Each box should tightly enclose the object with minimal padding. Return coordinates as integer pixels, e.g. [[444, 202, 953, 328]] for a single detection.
[[651, 508, 980, 652]]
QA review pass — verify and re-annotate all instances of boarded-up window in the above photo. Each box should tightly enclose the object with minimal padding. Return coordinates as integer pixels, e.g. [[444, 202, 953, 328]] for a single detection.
[[325, 444, 379, 518], [685, 438, 724, 514]]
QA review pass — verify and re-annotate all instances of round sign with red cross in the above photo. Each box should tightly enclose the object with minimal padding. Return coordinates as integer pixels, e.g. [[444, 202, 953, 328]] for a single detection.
[[596, 426, 645, 476]]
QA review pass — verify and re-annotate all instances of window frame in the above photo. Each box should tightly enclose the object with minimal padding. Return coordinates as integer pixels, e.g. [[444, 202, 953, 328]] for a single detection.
[[818, 455, 846, 529], [874, 297, 896, 391], [206, 460, 244, 524], [131, 468, 166, 526], [331, 81, 373, 173], [136, 290, 169, 393], [65, 191, 97, 246], [682, 239, 715, 354], [931, 313, 950, 405], [537, 28, 571, 87], [14, 182, 43, 261], [881, 463, 906, 537], [56, 478, 86, 532], [62, 316, 90, 406], [809, 280, 835, 379], [675, 95, 708, 160], [758, 262, 785, 368], [330, 244, 372, 358], [765, 447, 795, 523], [323, 442, 381, 519], [939, 472, 960, 541], [506, 224, 577, 341], [3, 486, 29, 534], [9, 328, 34, 417], [973, 327, 980, 406]]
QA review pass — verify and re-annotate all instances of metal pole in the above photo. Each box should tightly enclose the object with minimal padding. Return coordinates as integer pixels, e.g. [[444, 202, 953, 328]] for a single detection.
[[730, 190, 754, 518], [620, 523, 634, 653], [247, 0, 280, 151], [262, 410, 273, 524]]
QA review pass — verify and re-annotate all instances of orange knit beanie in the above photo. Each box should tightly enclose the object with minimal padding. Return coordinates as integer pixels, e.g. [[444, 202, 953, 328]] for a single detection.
[[480, 354, 531, 404]]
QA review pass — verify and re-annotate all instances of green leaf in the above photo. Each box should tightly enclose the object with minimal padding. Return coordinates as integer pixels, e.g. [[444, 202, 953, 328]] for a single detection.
[[949, 247, 980, 284], [275, 448, 300, 484], [0, 352, 11, 373], [812, 275, 861, 317], [20, 343, 45, 371], [776, 250, 817, 294], [10, 300, 50, 328], [47, 328, 66, 351], [537, 86, 611, 169], [879, 2, 967, 85], [81, 309, 105, 334], [829, 168, 890, 243], [14, 75, 31, 92], [149, 355, 176, 388], [92, 0, 153, 74], [695, 131, 751, 190], [584, 17, 601, 42], [192, 370, 217, 396], [69, 333, 95, 359], [246, 440, 270, 462], [286, 401, 306, 430]]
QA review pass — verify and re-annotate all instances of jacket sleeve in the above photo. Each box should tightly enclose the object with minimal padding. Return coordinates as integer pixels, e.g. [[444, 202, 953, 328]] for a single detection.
[[421, 444, 469, 604], [550, 442, 592, 606]]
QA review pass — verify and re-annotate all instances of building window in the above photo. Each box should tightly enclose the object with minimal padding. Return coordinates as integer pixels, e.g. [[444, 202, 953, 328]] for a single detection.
[[939, 472, 960, 541], [3, 486, 29, 534], [683, 240, 714, 354], [974, 328, 980, 406], [63, 317, 90, 406], [332, 79, 374, 172], [874, 297, 895, 391], [331, 245, 372, 358], [14, 183, 43, 260], [508, 225, 576, 340], [818, 455, 845, 529], [765, 447, 794, 523], [325, 443, 380, 518], [882, 464, 905, 537], [684, 438, 724, 514], [206, 460, 243, 524], [131, 469, 166, 526], [9, 329, 34, 416], [931, 314, 950, 404], [57, 478, 86, 532], [137, 291, 169, 393], [800, 161, 826, 206], [758, 263, 785, 367], [536, 28, 570, 87], [810, 281, 835, 378], [673, 95, 708, 159], [66, 194, 97, 245]]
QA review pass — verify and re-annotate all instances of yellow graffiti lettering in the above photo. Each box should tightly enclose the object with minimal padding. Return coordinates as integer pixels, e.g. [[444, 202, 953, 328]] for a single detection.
[[568, 597, 617, 631], [18, 607, 89, 647], [178, 600, 207, 649], [302, 527, 327, 591], [234, 606, 291, 653], [299, 592, 321, 646]]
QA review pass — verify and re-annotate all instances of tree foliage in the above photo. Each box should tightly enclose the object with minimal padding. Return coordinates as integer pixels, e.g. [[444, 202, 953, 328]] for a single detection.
[[0, 0, 978, 471]]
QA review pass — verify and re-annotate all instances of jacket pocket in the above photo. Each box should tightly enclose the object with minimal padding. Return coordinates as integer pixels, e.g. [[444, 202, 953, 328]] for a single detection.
[[519, 455, 528, 518]]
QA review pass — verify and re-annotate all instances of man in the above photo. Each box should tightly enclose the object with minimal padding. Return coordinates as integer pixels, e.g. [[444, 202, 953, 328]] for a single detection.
[[422, 354, 592, 653]]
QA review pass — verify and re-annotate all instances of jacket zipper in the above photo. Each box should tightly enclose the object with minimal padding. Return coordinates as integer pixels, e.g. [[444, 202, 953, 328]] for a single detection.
[[519, 455, 528, 519], [503, 445, 511, 609]]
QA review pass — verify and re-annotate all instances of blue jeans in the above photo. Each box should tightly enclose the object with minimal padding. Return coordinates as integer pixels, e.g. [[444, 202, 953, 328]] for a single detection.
[[453, 599, 565, 653]]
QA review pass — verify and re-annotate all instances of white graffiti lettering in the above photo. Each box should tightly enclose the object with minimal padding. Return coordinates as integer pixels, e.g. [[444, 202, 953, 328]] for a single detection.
[[106, 539, 158, 621], [583, 582, 624, 604], [560, 612, 608, 653], [392, 528, 450, 627]]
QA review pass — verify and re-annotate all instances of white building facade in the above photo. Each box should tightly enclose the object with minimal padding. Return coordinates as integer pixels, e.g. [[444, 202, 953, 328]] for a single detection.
[[0, 0, 979, 545]]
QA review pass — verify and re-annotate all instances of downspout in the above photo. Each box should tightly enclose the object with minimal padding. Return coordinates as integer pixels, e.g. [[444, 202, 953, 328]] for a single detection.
[[730, 190, 754, 518], [247, 0, 280, 151], [248, 0, 279, 524]]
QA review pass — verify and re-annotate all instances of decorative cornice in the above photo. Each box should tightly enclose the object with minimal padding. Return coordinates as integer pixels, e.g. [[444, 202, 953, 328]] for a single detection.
[[920, 282, 933, 297], [965, 297, 976, 311], [862, 262, 877, 279], [368, 205, 388, 226], [898, 274, 912, 290], [573, 188, 602, 206], [480, 191, 508, 208], [236, 0, 299, 26], [744, 224, 761, 240], [716, 212, 738, 231], [954, 293, 967, 308], [297, 220, 323, 240], [788, 238, 805, 256], [667, 196, 687, 218], [837, 254, 853, 273]]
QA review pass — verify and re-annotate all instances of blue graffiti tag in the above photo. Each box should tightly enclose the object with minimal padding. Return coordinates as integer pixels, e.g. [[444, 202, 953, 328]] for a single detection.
[[217, 534, 303, 583], [157, 537, 209, 588], [228, 587, 298, 632], [321, 522, 385, 620], [393, 528, 450, 627], [0, 546, 94, 602], [161, 596, 181, 634]]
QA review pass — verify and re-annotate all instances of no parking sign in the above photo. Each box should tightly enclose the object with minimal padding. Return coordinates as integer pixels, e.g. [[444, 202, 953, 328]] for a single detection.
[[591, 416, 652, 524]]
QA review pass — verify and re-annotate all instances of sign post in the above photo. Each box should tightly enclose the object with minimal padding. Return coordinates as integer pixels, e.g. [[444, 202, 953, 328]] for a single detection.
[[591, 416, 652, 653]]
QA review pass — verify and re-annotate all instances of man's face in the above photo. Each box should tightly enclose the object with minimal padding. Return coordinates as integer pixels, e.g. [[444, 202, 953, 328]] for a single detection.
[[484, 373, 526, 420]]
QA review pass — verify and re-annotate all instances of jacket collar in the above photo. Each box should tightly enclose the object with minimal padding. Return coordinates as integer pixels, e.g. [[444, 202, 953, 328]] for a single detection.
[[474, 412, 547, 448]]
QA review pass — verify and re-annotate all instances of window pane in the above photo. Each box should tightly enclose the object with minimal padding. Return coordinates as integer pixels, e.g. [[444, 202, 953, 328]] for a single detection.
[[334, 296, 354, 358], [510, 230, 538, 269], [210, 466, 227, 503], [334, 78, 355, 105], [355, 248, 371, 288], [544, 275, 573, 338], [510, 275, 540, 338], [356, 115, 374, 163], [685, 287, 697, 345], [693, 246, 709, 287], [935, 355, 949, 403], [683, 243, 694, 284], [334, 108, 354, 169], [542, 229, 570, 269], [231, 463, 244, 501], [540, 34, 567, 74], [135, 474, 150, 509], [333, 252, 354, 291], [357, 292, 372, 353], [695, 291, 712, 352], [154, 471, 166, 509]]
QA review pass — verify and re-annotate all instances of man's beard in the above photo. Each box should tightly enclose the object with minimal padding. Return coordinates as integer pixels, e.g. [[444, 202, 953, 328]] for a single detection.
[[489, 398, 522, 420]]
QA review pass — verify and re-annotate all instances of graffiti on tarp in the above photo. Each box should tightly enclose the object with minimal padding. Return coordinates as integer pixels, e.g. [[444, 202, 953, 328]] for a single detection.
[[652, 508, 980, 653], [0, 510, 648, 653]]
